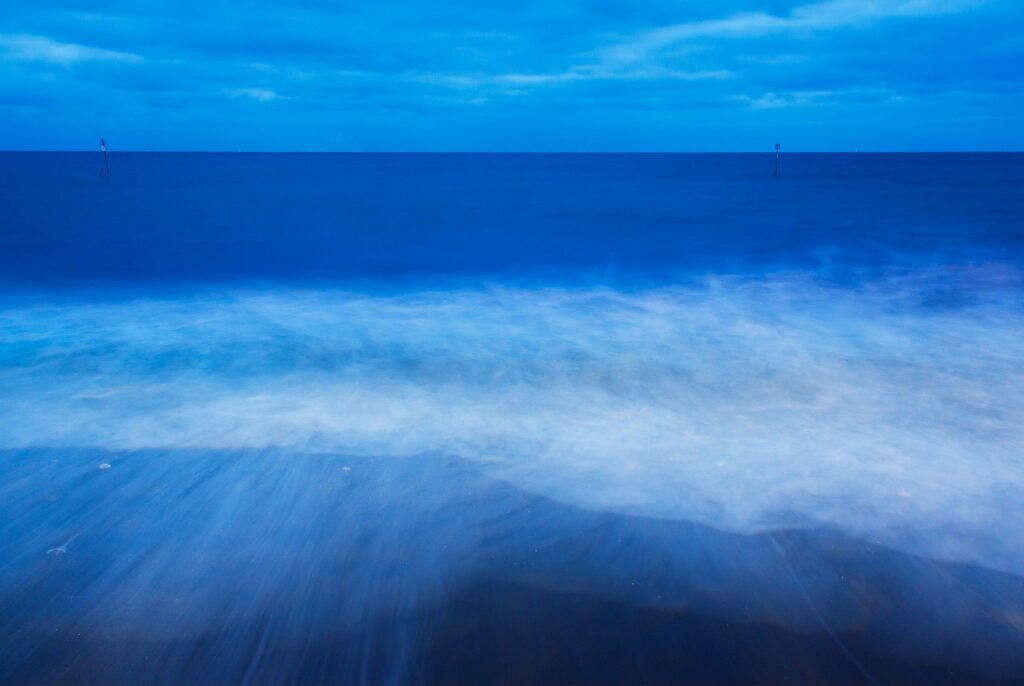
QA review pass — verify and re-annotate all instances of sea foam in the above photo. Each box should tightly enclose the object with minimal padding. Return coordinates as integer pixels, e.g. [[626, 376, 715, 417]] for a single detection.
[[2, 268, 1022, 574]]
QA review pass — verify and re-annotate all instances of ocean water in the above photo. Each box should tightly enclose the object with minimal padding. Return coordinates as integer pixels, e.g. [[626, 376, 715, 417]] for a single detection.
[[1, 153, 1023, 684]]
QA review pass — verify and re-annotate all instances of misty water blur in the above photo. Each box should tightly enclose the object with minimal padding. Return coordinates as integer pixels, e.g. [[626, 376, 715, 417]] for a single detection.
[[3, 270, 1023, 571], [2, 153, 1023, 684]]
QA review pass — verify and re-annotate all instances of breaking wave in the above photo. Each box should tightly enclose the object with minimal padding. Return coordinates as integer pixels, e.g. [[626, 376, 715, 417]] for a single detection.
[[2, 266, 1022, 574]]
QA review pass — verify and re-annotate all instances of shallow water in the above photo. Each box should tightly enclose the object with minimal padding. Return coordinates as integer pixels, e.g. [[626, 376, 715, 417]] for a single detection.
[[3, 448, 1024, 684]]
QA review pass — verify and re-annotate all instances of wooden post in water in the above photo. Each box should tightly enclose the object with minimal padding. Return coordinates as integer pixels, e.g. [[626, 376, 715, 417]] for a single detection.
[[99, 139, 110, 177], [774, 143, 781, 177]]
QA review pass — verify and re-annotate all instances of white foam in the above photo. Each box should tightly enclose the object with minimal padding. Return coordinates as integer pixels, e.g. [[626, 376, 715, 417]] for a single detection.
[[2, 269, 1022, 573]]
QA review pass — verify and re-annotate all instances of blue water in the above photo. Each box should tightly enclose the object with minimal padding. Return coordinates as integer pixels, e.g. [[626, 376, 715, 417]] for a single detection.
[[4, 152, 1023, 285], [1, 153, 1023, 684]]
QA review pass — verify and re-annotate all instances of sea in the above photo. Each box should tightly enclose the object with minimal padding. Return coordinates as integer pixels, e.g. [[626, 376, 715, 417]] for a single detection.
[[1, 152, 1023, 685]]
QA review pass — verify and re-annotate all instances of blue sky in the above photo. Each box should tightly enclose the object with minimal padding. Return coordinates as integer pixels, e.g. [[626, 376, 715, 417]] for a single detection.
[[1, 0, 1022, 150]]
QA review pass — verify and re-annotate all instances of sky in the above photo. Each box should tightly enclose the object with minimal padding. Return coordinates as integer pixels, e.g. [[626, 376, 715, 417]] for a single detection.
[[1, 0, 1022, 151]]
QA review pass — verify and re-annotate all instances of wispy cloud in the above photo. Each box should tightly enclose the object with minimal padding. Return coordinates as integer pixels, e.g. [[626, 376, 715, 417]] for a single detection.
[[600, 0, 981, 64], [498, 66, 733, 85], [0, 34, 142, 65], [0, 0, 1015, 149], [414, 66, 733, 89], [224, 87, 281, 102], [739, 88, 900, 108]]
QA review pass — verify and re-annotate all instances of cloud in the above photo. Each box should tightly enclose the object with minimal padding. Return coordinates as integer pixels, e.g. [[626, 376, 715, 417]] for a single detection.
[[413, 66, 733, 89], [600, 0, 981, 64], [224, 87, 281, 102], [739, 88, 900, 108], [495, 66, 733, 85], [0, 33, 142, 65], [0, 0, 1017, 149]]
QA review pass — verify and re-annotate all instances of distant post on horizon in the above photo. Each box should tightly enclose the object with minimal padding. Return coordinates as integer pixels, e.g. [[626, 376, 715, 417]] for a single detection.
[[774, 143, 781, 177], [99, 139, 110, 177]]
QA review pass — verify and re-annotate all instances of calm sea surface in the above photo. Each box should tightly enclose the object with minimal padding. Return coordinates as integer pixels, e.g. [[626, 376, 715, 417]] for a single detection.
[[1, 153, 1023, 684]]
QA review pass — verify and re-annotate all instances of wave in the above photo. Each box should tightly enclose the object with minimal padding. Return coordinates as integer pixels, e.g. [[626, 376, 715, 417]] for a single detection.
[[2, 266, 1022, 574]]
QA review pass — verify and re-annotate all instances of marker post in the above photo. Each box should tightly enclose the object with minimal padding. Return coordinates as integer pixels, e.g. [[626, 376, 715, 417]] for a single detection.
[[100, 139, 110, 177]]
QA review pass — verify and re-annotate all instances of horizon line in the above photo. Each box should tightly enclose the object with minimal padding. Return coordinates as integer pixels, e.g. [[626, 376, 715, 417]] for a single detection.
[[2, 149, 1022, 154]]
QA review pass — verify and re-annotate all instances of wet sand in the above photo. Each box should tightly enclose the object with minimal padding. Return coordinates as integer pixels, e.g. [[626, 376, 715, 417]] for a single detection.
[[2, 448, 1022, 685]]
